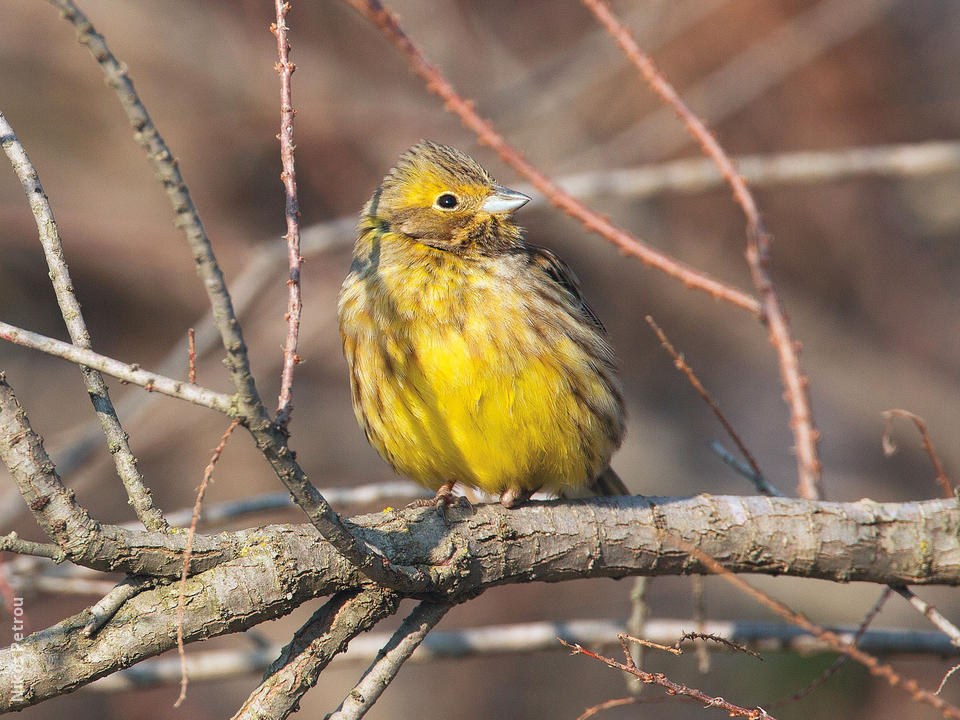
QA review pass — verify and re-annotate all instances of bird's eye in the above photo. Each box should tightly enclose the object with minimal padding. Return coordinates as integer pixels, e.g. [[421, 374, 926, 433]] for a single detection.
[[435, 193, 459, 209]]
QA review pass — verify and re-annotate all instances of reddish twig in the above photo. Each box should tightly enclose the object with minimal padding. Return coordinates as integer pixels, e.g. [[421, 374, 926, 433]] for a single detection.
[[272, 0, 303, 428], [675, 631, 761, 661], [882, 410, 953, 498], [645, 316, 781, 497], [560, 637, 775, 719], [187, 328, 197, 384], [340, 0, 759, 315], [690, 548, 960, 719], [174, 418, 241, 707], [583, 0, 822, 501], [774, 586, 891, 707]]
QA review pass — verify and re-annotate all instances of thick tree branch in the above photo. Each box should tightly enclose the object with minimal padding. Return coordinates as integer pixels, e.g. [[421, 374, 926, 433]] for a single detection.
[[2, 495, 958, 711], [0, 376, 233, 575]]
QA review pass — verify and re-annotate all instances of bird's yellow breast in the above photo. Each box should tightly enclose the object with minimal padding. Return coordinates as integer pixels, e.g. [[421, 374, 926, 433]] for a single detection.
[[339, 233, 620, 495]]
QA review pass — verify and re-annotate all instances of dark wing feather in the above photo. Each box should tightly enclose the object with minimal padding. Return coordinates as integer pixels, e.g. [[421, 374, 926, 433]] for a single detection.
[[526, 244, 606, 333]]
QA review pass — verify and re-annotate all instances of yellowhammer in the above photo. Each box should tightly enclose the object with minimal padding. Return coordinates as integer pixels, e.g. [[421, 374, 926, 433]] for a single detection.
[[338, 141, 626, 508]]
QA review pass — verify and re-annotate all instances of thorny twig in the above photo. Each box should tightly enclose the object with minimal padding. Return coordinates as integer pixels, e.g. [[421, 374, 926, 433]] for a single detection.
[[691, 548, 960, 719], [581, 0, 822, 501], [272, 0, 303, 428], [560, 637, 775, 719]]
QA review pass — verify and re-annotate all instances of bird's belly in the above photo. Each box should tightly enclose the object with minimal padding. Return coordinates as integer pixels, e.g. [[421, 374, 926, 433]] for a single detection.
[[349, 316, 615, 495]]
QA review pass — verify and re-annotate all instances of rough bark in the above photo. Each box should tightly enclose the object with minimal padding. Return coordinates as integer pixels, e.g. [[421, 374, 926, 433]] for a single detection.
[[1, 494, 958, 711]]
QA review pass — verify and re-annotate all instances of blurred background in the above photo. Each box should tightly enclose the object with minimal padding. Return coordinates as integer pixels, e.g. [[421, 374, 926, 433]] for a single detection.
[[2, 0, 960, 717]]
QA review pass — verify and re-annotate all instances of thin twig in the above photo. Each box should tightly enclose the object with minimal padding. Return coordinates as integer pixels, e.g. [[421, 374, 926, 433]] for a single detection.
[[328, 601, 453, 720], [272, 0, 303, 428], [646, 316, 776, 496], [0, 110, 167, 532], [187, 328, 196, 384], [890, 586, 960, 648], [773, 586, 891, 707], [675, 631, 761, 661], [882, 410, 953, 498], [582, 0, 822, 502], [620, 634, 682, 656], [691, 576, 711, 672], [0, 321, 235, 414], [691, 548, 960, 719], [341, 0, 760, 314], [155, 481, 430, 528], [175, 418, 240, 707], [0, 533, 66, 563], [709, 441, 784, 497], [625, 576, 650, 694], [83, 577, 153, 638], [560, 638, 774, 719]]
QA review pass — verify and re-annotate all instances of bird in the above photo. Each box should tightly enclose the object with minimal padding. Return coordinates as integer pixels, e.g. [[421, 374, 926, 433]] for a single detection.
[[337, 141, 626, 508]]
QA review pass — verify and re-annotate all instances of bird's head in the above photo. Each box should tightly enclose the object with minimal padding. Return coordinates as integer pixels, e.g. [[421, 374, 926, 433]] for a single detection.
[[366, 141, 530, 252]]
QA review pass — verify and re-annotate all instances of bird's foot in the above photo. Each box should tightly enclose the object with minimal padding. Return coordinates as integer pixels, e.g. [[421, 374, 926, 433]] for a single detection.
[[405, 481, 469, 520], [499, 487, 536, 508]]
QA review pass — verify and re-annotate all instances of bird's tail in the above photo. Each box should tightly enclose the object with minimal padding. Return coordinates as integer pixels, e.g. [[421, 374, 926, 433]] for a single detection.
[[558, 465, 630, 499], [591, 465, 630, 496]]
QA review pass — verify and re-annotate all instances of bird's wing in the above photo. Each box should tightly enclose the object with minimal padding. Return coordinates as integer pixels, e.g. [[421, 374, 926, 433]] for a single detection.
[[526, 244, 606, 333]]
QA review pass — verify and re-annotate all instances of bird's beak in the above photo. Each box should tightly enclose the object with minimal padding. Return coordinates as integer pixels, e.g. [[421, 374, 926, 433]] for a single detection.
[[481, 185, 531, 214]]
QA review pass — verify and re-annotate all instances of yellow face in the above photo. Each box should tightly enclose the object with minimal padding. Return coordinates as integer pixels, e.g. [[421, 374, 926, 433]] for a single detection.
[[369, 141, 528, 252]]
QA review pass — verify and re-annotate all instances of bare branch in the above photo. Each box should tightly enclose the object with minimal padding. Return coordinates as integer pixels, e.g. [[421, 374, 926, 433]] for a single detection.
[[175, 418, 241, 706], [328, 600, 452, 720], [891, 585, 960, 648], [157, 481, 429, 528], [84, 617, 960, 691], [560, 638, 774, 719], [271, 0, 304, 428], [773, 587, 891, 707], [0, 110, 166, 531], [82, 577, 153, 638], [231, 589, 399, 720], [0, 532, 65, 562], [4, 495, 960, 710], [0, 322, 235, 413]]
